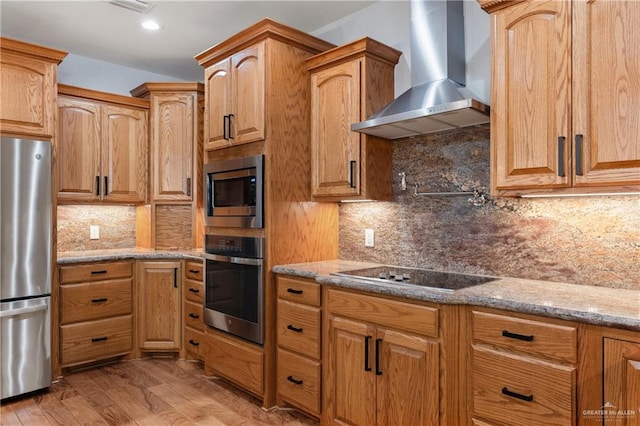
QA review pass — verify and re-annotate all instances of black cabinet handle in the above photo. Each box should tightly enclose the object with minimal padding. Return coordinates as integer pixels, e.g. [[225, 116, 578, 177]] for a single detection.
[[502, 330, 534, 342], [227, 113, 234, 139], [91, 270, 107, 275], [188, 339, 200, 346], [104, 176, 108, 195], [557, 136, 566, 177], [375, 338, 383, 376], [188, 288, 200, 293], [287, 324, 303, 333], [287, 375, 303, 385], [189, 313, 199, 319], [286, 288, 303, 295], [575, 134, 584, 176], [91, 298, 108, 303], [502, 387, 533, 402], [91, 336, 108, 342], [364, 335, 372, 372], [223, 115, 228, 140], [186, 177, 191, 197], [189, 269, 200, 274], [174, 268, 178, 288], [349, 160, 357, 188], [96, 176, 101, 196]]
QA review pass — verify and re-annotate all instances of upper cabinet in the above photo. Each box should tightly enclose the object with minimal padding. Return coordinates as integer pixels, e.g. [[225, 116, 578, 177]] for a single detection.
[[306, 38, 401, 201], [204, 44, 265, 151], [482, 0, 640, 196], [0, 37, 67, 138], [131, 83, 204, 202], [57, 85, 148, 204]]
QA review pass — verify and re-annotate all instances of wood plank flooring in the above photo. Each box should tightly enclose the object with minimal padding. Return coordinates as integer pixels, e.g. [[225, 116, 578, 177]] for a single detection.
[[1, 359, 318, 425]]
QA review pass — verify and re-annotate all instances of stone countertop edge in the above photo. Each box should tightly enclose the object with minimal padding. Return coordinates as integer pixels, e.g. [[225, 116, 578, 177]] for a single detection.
[[57, 248, 204, 264], [273, 261, 640, 332]]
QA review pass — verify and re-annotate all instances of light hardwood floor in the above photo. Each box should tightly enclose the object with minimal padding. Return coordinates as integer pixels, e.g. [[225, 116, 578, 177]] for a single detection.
[[1, 358, 318, 425]]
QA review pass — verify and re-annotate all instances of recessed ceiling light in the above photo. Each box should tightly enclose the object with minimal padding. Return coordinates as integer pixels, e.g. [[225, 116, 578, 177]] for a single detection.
[[141, 20, 160, 31]]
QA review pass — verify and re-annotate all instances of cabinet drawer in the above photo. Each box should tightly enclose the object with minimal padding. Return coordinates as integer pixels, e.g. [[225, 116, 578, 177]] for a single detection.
[[60, 278, 132, 324], [277, 300, 320, 359], [59, 261, 133, 284], [472, 311, 577, 363], [184, 327, 204, 359], [277, 348, 321, 416], [277, 276, 320, 306], [327, 288, 438, 338], [472, 346, 575, 426], [184, 300, 204, 331], [184, 279, 203, 304], [185, 261, 203, 281], [61, 315, 132, 367]]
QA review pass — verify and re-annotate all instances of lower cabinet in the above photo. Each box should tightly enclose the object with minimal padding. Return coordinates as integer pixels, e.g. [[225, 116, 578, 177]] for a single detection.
[[324, 288, 440, 426], [603, 338, 640, 424], [136, 260, 182, 351], [58, 261, 133, 368], [183, 260, 204, 360]]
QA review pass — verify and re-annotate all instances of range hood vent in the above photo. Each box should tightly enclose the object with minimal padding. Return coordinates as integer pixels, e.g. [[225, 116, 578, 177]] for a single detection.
[[351, 0, 489, 139]]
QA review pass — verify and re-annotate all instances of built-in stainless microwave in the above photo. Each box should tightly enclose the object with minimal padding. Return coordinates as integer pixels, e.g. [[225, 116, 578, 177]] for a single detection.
[[204, 154, 264, 228]]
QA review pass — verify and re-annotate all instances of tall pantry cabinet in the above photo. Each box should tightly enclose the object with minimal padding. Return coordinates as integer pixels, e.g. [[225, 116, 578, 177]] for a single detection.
[[479, 0, 640, 196]]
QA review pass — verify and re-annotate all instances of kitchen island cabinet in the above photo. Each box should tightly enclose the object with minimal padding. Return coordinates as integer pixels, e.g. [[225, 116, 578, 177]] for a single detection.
[[480, 0, 640, 196], [57, 85, 148, 204]]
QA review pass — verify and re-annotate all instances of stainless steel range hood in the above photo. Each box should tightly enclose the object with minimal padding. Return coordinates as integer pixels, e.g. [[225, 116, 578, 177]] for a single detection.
[[351, 0, 490, 139]]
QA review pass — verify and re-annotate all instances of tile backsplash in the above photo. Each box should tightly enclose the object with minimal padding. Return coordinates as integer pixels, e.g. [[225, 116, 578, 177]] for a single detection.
[[57, 205, 136, 252], [339, 124, 640, 289]]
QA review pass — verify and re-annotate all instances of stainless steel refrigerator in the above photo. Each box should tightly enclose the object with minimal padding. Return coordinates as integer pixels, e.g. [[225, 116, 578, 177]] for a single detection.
[[0, 137, 52, 399]]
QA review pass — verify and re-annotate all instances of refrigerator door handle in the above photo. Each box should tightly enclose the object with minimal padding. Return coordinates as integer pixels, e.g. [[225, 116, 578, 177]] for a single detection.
[[0, 303, 48, 318]]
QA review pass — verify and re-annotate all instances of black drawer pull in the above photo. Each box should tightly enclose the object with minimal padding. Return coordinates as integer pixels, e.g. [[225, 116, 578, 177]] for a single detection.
[[188, 339, 200, 346], [287, 324, 303, 333], [286, 288, 303, 295], [188, 269, 200, 274], [91, 298, 108, 303], [364, 335, 372, 372], [375, 338, 383, 376], [91, 270, 108, 275], [287, 375, 303, 385], [91, 336, 108, 342], [502, 387, 533, 402], [502, 330, 534, 342], [188, 288, 200, 293], [189, 313, 200, 319]]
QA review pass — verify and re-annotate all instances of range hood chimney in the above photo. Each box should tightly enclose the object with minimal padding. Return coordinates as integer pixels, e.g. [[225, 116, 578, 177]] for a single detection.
[[351, 0, 490, 139]]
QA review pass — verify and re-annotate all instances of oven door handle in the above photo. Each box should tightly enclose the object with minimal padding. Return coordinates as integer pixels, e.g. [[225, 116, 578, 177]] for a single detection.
[[203, 253, 263, 266]]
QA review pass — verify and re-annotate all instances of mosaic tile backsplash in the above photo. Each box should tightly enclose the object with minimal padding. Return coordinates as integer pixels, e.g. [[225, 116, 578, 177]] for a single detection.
[[57, 205, 136, 252], [339, 124, 640, 290]]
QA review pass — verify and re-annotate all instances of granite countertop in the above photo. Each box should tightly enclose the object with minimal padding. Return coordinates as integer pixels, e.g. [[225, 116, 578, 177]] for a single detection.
[[57, 248, 204, 264], [273, 260, 640, 331]]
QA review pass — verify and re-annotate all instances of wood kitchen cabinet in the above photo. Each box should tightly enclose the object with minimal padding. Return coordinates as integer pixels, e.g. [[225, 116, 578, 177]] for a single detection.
[[58, 261, 133, 369], [0, 37, 66, 138], [182, 260, 204, 360], [201, 43, 264, 151], [324, 288, 440, 426], [306, 38, 401, 201], [136, 261, 182, 352], [57, 85, 148, 204], [480, 0, 640, 196], [603, 338, 640, 425], [469, 308, 577, 426]]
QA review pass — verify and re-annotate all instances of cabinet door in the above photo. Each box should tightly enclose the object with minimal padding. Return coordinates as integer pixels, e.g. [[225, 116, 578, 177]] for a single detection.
[[376, 328, 439, 426], [572, 1, 640, 188], [0, 51, 56, 138], [328, 316, 376, 426], [151, 93, 194, 201], [231, 43, 265, 145], [101, 104, 148, 203], [57, 96, 101, 202], [204, 58, 232, 150], [310, 60, 361, 197], [604, 338, 640, 425], [491, 1, 571, 192], [136, 261, 181, 351]]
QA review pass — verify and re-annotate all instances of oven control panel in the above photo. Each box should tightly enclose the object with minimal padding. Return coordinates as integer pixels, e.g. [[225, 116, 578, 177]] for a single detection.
[[205, 235, 264, 259]]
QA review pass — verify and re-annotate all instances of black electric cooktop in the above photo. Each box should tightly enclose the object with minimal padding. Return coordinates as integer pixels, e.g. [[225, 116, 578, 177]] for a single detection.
[[332, 266, 498, 292]]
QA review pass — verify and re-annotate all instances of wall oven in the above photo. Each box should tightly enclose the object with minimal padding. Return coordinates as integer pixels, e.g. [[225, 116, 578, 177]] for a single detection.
[[204, 154, 264, 228], [203, 234, 264, 345]]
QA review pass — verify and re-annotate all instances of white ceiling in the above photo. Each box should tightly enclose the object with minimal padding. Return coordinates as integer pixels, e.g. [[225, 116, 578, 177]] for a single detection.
[[0, 0, 377, 81]]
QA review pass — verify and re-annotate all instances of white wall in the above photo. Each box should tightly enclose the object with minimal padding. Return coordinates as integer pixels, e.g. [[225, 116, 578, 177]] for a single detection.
[[312, 0, 491, 103], [58, 54, 182, 96]]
